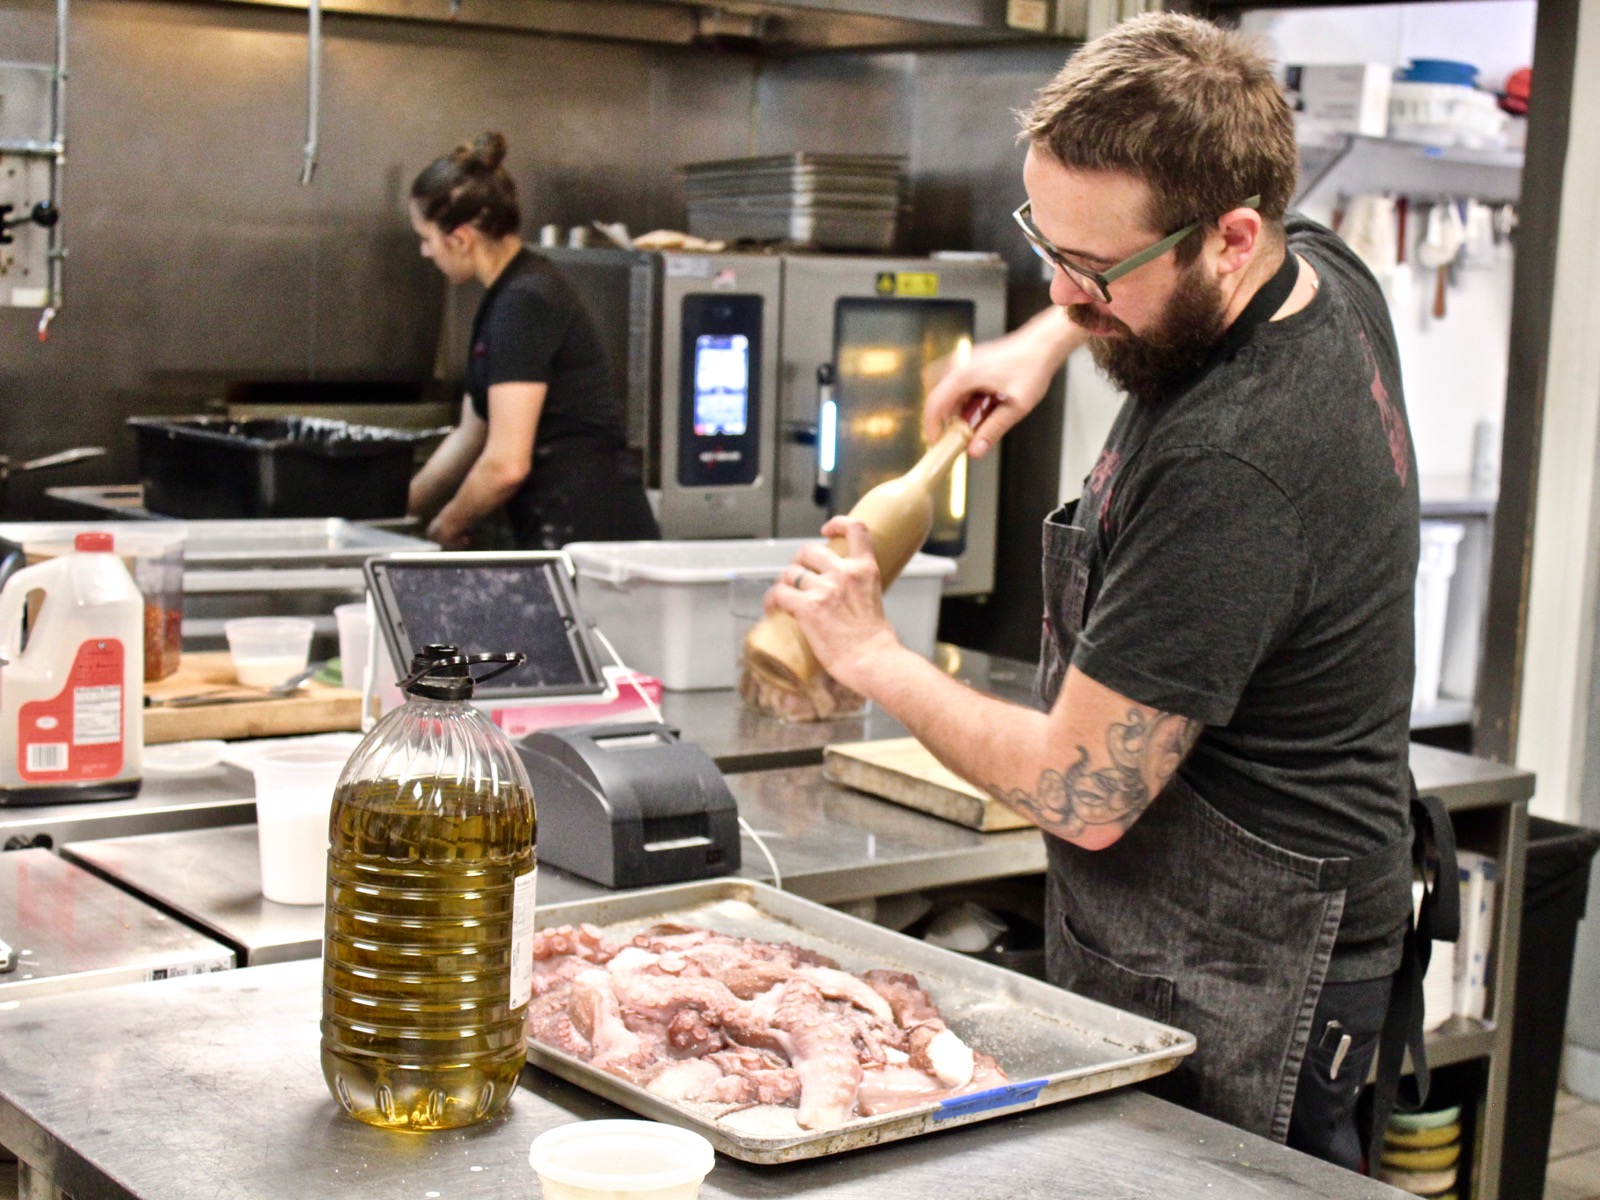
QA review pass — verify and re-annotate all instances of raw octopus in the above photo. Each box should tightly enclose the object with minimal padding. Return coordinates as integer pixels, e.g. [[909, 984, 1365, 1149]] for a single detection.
[[527, 922, 1008, 1131]]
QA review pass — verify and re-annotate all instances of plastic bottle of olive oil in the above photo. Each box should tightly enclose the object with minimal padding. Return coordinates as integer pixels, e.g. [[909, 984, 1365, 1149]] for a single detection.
[[321, 644, 536, 1131]]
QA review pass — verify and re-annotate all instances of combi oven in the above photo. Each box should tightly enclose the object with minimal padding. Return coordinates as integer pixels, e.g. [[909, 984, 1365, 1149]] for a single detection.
[[542, 247, 1005, 597]]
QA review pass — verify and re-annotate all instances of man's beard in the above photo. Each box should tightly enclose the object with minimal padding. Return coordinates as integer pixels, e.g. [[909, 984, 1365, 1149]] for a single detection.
[[1072, 261, 1226, 406]]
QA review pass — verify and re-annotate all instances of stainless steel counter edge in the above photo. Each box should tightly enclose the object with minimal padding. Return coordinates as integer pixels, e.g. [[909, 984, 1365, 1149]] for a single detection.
[[0, 958, 1412, 1200]]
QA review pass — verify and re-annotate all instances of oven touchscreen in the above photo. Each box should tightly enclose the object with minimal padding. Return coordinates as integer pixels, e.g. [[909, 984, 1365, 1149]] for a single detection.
[[693, 334, 749, 436], [678, 293, 761, 488], [367, 556, 605, 699]]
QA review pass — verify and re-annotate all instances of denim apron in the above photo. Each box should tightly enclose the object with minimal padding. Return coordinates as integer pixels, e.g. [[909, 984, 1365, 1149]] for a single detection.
[[1037, 500, 1417, 1140], [1035, 251, 1427, 1144]]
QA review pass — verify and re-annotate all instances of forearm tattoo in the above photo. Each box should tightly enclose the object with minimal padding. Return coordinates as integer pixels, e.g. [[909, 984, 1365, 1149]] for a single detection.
[[988, 709, 1200, 839]]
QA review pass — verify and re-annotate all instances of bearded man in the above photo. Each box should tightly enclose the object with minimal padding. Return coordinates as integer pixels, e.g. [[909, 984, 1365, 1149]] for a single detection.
[[771, 13, 1423, 1172]]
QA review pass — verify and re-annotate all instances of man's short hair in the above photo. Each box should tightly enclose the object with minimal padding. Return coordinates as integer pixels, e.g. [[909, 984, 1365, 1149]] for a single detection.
[[1020, 14, 1298, 258]]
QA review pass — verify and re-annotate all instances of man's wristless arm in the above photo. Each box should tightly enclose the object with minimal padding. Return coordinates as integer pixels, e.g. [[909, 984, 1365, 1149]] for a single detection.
[[852, 652, 1203, 851], [987, 707, 1200, 842]]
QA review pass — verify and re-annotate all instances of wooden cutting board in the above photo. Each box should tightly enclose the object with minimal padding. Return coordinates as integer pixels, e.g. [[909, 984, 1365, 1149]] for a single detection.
[[143, 652, 363, 744], [822, 737, 1032, 832]]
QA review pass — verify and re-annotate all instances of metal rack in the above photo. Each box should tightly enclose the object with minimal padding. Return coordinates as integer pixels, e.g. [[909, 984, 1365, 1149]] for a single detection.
[[0, 0, 69, 334], [1297, 133, 1524, 206]]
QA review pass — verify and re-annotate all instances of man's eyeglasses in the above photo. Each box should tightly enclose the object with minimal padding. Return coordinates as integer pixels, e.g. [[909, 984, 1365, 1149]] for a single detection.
[[1013, 195, 1262, 303]]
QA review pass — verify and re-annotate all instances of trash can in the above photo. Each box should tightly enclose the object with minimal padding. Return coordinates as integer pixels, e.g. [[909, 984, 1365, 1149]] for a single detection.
[[1500, 817, 1600, 1200]]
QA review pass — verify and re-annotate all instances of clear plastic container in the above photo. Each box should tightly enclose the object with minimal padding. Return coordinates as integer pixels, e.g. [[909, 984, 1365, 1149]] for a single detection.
[[253, 743, 351, 905], [224, 616, 314, 688], [24, 527, 184, 681], [321, 644, 536, 1131], [1414, 522, 1465, 713]]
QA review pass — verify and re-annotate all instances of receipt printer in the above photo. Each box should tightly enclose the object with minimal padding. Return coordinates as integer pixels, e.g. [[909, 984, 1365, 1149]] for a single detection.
[[515, 721, 741, 889]]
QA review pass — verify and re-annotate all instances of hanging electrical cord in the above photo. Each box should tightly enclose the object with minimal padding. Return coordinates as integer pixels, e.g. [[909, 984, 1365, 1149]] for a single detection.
[[588, 624, 783, 890]]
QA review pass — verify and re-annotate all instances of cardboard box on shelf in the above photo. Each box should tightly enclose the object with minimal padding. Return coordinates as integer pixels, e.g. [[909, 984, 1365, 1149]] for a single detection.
[[1287, 63, 1393, 141]]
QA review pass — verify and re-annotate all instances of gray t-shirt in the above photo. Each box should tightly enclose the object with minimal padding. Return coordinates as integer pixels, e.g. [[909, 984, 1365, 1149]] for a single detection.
[[1071, 215, 1419, 981]]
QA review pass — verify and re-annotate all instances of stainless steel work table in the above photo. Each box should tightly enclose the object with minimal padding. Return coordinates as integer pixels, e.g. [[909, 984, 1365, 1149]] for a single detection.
[[60, 764, 1047, 964], [0, 648, 1026, 852], [0, 761, 255, 849], [0, 958, 1408, 1200], [57, 742, 1529, 970], [653, 645, 1037, 771], [0, 849, 234, 1002]]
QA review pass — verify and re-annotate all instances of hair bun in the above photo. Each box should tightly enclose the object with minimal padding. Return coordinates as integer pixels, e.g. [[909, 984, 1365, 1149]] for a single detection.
[[455, 131, 508, 175]]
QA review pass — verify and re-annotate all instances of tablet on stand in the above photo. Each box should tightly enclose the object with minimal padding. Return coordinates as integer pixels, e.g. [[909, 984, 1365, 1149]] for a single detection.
[[363, 552, 660, 732]]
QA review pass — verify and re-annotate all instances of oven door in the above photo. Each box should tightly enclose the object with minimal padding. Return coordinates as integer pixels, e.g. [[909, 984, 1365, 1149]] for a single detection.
[[776, 256, 1005, 597]]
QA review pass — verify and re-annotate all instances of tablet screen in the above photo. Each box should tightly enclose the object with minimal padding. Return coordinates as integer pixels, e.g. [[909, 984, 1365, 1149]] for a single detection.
[[368, 555, 604, 698]]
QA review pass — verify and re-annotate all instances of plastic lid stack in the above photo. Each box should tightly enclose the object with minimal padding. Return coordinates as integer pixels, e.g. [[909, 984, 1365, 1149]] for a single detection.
[[1378, 1105, 1463, 1198]]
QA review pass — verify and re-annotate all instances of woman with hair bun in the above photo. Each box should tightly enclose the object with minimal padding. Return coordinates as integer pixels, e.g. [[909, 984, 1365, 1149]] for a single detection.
[[405, 131, 659, 549]]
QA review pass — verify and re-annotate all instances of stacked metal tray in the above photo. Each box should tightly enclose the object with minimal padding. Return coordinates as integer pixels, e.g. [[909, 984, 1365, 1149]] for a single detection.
[[525, 879, 1195, 1164], [682, 153, 906, 250], [0, 518, 433, 647]]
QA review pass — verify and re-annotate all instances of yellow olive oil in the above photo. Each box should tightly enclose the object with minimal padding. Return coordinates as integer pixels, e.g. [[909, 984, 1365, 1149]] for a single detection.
[[320, 771, 536, 1131]]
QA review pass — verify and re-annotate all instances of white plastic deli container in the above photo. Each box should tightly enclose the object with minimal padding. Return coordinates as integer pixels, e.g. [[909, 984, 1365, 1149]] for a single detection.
[[1413, 521, 1465, 714], [565, 538, 956, 691]]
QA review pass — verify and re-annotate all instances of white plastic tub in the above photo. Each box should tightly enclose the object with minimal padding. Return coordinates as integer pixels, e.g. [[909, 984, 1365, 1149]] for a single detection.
[[1414, 522, 1465, 713], [565, 539, 956, 691], [1389, 81, 1508, 148]]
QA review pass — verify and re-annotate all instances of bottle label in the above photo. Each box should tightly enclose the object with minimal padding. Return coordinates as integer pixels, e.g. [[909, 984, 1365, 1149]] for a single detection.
[[508, 866, 537, 1009], [18, 639, 125, 782]]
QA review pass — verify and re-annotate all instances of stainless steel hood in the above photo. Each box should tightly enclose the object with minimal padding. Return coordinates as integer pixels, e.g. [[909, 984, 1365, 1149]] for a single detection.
[[201, 0, 1102, 51]]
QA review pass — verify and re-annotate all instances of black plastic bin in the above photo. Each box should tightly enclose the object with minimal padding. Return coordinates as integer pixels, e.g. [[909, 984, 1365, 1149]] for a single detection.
[[128, 416, 418, 520], [1500, 816, 1600, 1200]]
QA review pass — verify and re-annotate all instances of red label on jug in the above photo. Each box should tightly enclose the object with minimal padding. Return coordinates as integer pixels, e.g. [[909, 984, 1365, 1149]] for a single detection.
[[18, 639, 125, 782]]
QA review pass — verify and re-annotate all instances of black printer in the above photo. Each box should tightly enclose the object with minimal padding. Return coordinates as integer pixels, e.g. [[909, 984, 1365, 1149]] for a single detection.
[[516, 721, 742, 889]]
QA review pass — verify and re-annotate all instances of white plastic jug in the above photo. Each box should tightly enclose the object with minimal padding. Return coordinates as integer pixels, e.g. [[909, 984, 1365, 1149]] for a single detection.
[[0, 531, 144, 803]]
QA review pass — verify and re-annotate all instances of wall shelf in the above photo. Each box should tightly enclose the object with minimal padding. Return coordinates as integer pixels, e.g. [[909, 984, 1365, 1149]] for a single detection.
[[1298, 134, 1524, 205]]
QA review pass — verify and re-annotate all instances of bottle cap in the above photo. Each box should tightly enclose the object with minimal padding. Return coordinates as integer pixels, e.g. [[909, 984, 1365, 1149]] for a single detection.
[[401, 644, 527, 701], [404, 644, 474, 701], [75, 532, 114, 553]]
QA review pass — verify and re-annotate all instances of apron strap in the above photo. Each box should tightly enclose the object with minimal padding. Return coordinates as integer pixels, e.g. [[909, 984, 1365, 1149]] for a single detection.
[[1365, 774, 1460, 1171], [1213, 248, 1300, 363]]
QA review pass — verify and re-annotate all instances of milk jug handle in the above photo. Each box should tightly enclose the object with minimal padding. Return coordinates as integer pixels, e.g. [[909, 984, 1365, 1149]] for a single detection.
[[0, 558, 53, 665]]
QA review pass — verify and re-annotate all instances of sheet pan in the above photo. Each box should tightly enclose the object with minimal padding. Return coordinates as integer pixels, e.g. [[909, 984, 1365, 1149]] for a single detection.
[[526, 879, 1195, 1163]]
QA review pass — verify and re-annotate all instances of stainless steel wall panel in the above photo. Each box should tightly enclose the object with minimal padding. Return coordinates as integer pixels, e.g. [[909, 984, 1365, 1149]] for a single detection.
[[757, 45, 1072, 641], [754, 44, 1069, 264], [0, 0, 755, 516]]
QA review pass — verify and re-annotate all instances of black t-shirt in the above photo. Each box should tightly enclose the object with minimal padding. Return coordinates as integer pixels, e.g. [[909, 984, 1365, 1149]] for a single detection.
[[466, 248, 625, 448], [1071, 215, 1419, 980]]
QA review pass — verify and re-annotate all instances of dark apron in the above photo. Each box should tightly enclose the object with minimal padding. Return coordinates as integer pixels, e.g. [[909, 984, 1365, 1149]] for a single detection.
[[506, 439, 660, 550], [1036, 249, 1449, 1151], [1038, 500, 1409, 1140]]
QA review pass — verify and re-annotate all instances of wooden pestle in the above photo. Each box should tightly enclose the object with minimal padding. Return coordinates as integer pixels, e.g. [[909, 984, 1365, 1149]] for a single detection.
[[741, 392, 999, 713]]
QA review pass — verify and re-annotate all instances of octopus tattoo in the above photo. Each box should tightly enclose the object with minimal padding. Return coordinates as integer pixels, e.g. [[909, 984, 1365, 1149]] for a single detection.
[[989, 708, 1200, 839]]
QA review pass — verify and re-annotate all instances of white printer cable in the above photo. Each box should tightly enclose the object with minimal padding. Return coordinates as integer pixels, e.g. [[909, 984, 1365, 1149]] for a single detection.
[[588, 624, 783, 891], [360, 593, 379, 734]]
